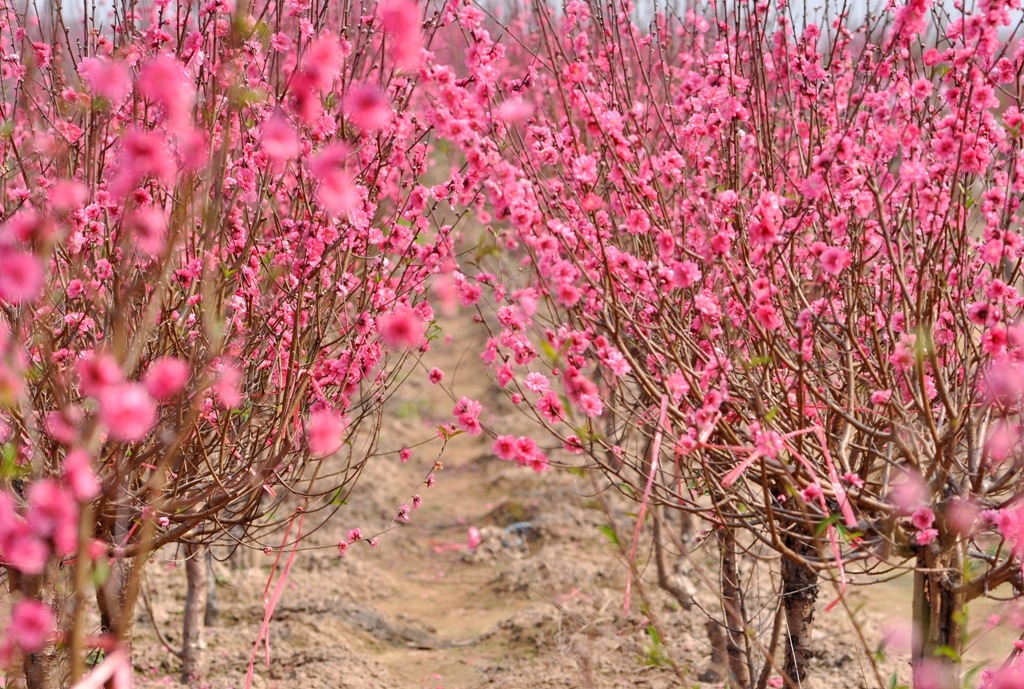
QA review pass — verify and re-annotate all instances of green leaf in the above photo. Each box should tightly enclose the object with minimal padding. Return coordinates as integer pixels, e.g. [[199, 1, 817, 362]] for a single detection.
[[742, 354, 772, 369], [538, 339, 560, 364], [0, 444, 29, 480], [814, 512, 842, 537], [329, 487, 348, 506], [92, 559, 110, 588], [597, 525, 619, 546], [437, 425, 464, 441]]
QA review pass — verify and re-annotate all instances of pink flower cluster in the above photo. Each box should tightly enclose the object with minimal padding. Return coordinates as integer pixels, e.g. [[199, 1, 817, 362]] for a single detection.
[[492, 435, 550, 473], [453, 397, 483, 435]]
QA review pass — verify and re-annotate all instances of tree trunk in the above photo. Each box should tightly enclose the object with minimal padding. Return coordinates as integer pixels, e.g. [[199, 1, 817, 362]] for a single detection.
[[181, 542, 209, 682], [652, 507, 694, 609], [912, 545, 964, 689], [781, 531, 818, 686], [96, 557, 139, 659], [720, 528, 751, 689], [204, 550, 219, 627], [10, 564, 63, 689]]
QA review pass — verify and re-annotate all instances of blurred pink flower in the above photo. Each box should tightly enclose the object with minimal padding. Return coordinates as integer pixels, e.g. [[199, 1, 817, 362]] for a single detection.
[[10, 600, 53, 652], [379, 304, 425, 350], [819, 246, 852, 275], [0, 250, 43, 305], [307, 410, 348, 458], [144, 358, 190, 401], [63, 450, 100, 502], [310, 144, 359, 214], [213, 363, 243, 409], [99, 383, 157, 442], [345, 84, 393, 131], [77, 57, 131, 106], [77, 352, 123, 397], [260, 112, 301, 163], [379, 0, 422, 69]]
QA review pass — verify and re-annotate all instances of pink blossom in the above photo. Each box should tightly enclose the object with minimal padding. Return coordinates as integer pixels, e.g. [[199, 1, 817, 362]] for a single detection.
[[77, 57, 131, 106], [139, 55, 194, 131], [496, 99, 533, 121], [45, 406, 82, 446], [119, 129, 175, 187], [302, 36, 344, 91], [78, 352, 123, 396], [213, 363, 243, 409], [307, 410, 348, 458], [453, 397, 483, 435], [496, 362, 514, 387], [428, 367, 444, 384], [493, 435, 518, 461], [576, 393, 602, 418], [2, 528, 48, 575], [572, 154, 599, 184], [260, 112, 301, 163], [48, 180, 88, 213], [819, 247, 852, 275], [379, 0, 422, 69], [947, 499, 979, 536], [467, 526, 482, 550], [310, 144, 358, 214], [524, 372, 549, 393], [889, 468, 927, 513], [911, 506, 935, 531], [144, 358, 190, 401], [25, 479, 78, 555], [345, 84, 393, 131], [129, 207, 167, 255], [379, 304, 426, 349], [842, 472, 865, 489], [347, 528, 362, 542], [754, 304, 783, 331], [890, 338, 916, 372], [399, 447, 412, 463], [10, 600, 53, 652], [99, 383, 157, 442], [801, 483, 824, 503], [870, 389, 892, 405], [753, 426, 783, 458], [269, 32, 292, 53], [537, 390, 565, 422], [0, 250, 43, 305]]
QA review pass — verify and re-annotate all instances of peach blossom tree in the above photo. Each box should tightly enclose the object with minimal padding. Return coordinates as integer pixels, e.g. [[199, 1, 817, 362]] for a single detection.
[[0, 0, 470, 685], [443, 0, 1024, 686]]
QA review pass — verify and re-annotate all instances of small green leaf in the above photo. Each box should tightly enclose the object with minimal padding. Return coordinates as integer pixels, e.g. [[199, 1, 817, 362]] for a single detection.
[[92, 559, 110, 588], [538, 339, 560, 364], [597, 525, 619, 546]]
